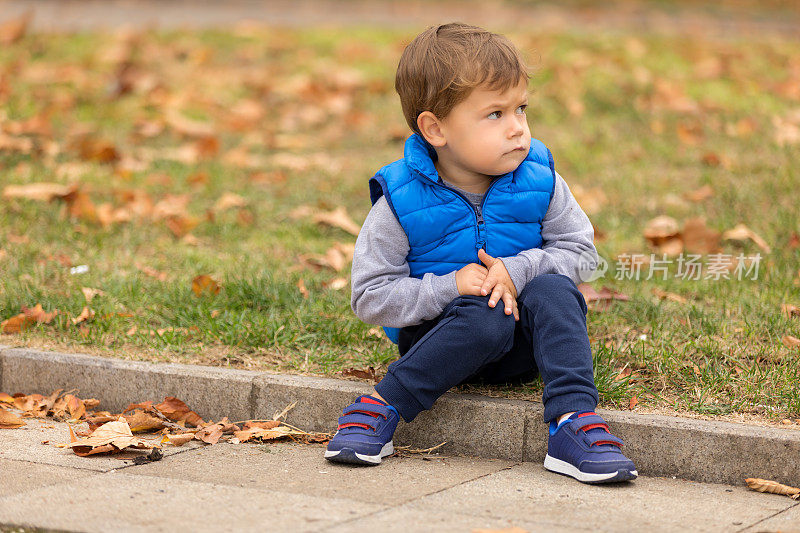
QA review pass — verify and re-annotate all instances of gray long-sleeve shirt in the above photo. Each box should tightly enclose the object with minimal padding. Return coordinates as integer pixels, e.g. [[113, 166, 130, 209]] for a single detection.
[[350, 171, 598, 328]]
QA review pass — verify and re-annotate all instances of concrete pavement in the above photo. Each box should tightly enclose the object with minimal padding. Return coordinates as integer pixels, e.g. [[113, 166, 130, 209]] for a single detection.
[[1, 417, 799, 533], [2, 346, 800, 487]]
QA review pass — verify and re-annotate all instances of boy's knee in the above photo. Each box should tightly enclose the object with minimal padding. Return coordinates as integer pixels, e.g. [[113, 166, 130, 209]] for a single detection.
[[448, 295, 515, 352], [519, 274, 586, 313]]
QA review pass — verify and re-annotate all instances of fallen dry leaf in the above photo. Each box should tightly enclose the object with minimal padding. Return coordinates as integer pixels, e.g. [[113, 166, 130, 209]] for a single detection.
[[162, 432, 196, 446], [81, 287, 105, 303], [194, 423, 224, 444], [652, 287, 688, 304], [123, 409, 166, 433], [782, 304, 800, 318], [66, 417, 156, 456], [1, 304, 60, 334], [2, 182, 77, 202], [0, 10, 32, 45], [782, 335, 800, 348], [70, 307, 95, 325], [154, 397, 204, 427], [192, 274, 221, 296], [213, 192, 247, 212], [340, 366, 378, 383], [722, 224, 771, 253], [297, 278, 309, 298], [0, 408, 26, 428], [577, 284, 630, 312], [312, 206, 361, 236], [745, 478, 800, 499]]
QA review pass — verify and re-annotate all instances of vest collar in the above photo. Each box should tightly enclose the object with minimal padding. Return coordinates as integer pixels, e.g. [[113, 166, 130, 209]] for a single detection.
[[404, 133, 441, 183], [403, 133, 534, 184]]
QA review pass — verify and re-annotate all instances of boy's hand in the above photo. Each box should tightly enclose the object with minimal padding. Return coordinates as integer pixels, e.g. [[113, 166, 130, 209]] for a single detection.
[[477, 248, 519, 321], [455, 263, 489, 296]]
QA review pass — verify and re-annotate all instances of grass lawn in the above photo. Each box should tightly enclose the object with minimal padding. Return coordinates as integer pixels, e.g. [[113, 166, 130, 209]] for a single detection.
[[1, 20, 798, 423]]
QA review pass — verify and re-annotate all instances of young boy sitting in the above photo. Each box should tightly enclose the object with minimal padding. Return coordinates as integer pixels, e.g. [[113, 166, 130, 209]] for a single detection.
[[324, 22, 637, 484]]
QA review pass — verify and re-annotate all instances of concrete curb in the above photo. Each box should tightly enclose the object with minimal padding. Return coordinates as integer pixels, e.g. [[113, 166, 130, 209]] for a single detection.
[[1, 344, 798, 486]]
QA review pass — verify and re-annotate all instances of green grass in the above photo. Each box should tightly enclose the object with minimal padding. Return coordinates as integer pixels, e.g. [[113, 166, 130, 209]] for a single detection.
[[1, 24, 799, 422]]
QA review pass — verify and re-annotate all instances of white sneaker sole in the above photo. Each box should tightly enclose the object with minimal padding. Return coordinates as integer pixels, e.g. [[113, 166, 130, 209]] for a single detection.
[[324, 440, 394, 465], [544, 454, 638, 483]]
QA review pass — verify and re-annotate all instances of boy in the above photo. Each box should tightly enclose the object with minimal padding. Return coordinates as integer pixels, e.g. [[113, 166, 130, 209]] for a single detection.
[[324, 22, 637, 484]]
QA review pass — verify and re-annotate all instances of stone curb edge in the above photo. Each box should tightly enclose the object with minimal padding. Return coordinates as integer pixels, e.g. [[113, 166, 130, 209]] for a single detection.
[[1, 344, 798, 486]]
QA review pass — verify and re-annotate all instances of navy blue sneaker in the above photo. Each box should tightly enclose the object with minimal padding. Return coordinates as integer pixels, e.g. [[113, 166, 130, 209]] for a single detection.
[[544, 411, 637, 484], [324, 395, 399, 466]]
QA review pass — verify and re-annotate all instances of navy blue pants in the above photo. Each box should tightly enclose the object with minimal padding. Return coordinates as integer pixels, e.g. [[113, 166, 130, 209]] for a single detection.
[[374, 273, 599, 424]]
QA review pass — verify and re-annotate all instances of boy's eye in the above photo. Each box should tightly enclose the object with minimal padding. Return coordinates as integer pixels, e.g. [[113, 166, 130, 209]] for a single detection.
[[488, 105, 527, 119]]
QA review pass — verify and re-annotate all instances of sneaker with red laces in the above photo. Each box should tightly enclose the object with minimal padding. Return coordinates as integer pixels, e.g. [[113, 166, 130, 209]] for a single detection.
[[544, 411, 638, 484], [324, 395, 399, 466]]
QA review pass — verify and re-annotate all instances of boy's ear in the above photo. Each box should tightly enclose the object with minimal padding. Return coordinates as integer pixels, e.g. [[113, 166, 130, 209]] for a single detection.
[[417, 111, 446, 148]]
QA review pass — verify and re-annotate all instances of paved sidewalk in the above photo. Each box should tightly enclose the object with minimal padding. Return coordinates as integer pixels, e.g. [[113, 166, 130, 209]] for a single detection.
[[1, 417, 798, 532]]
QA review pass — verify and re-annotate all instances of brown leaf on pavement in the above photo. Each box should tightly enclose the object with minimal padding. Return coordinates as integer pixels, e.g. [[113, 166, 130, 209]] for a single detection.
[[340, 366, 378, 383], [154, 397, 204, 427], [233, 424, 291, 443], [745, 478, 800, 499], [194, 423, 224, 444], [162, 432, 196, 446], [67, 417, 156, 456], [0, 408, 26, 428], [123, 409, 166, 433]]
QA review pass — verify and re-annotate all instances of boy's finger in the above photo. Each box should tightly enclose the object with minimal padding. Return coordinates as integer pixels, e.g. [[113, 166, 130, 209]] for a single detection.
[[488, 284, 504, 307], [480, 277, 495, 296], [502, 292, 514, 316]]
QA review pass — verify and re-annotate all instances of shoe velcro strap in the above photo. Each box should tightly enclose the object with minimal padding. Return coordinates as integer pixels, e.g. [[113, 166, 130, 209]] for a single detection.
[[338, 412, 380, 430], [343, 402, 389, 419], [584, 432, 624, 448], [571, 415, 608, 433]]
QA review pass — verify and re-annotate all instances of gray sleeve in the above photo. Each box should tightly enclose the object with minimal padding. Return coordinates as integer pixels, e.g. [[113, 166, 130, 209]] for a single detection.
[[350, 195, 461, 328], [499, 171, 599, 291]]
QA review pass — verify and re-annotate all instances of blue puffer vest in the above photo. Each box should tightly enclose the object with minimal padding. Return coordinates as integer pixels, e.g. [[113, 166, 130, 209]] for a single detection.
[[368, 133, 556, 344]]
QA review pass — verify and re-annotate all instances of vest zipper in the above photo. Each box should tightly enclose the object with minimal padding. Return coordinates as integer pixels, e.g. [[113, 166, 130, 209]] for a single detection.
[[413, 170, 504, 257]]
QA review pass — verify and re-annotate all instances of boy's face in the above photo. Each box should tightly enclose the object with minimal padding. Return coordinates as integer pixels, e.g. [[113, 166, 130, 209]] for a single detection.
[[437, 77, 531, 179]]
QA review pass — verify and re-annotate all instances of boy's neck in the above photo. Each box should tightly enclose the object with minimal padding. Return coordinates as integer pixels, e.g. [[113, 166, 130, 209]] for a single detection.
[[433, 156, 492, 195]]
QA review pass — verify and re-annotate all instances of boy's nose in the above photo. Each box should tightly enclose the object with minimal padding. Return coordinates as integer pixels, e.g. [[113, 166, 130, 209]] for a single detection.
[[507, 121, 524, 138]]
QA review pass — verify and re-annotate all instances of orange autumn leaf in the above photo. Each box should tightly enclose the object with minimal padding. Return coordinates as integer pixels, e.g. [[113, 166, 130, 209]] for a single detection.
[[312, 206, 361, 236], [0, 408, 26, 428], [0, 10, 32, 45], [192, 274, 221, 296], [1, 304, 60, 334], [2, 182, 77, 202]]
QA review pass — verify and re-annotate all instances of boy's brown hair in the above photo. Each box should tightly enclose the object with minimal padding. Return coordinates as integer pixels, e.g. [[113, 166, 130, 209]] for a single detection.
[[395, 22, 533, 135]]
